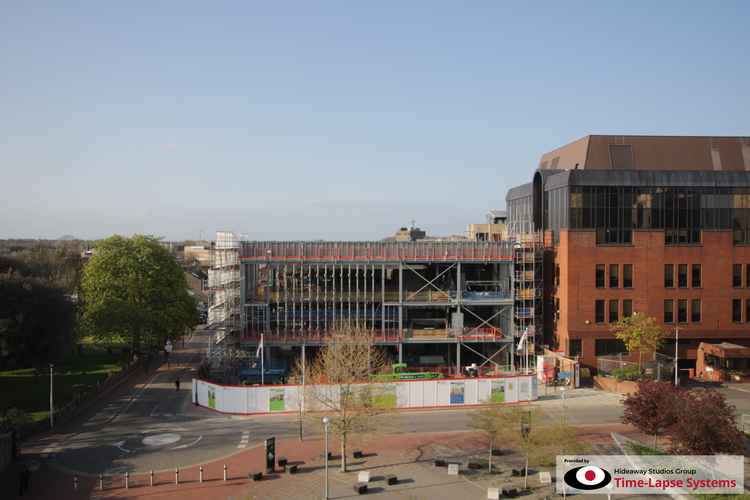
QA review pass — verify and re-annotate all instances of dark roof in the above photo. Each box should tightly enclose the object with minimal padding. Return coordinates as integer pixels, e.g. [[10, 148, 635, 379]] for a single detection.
[[543, 169, 750, 190], [506, 182, 532, 201]]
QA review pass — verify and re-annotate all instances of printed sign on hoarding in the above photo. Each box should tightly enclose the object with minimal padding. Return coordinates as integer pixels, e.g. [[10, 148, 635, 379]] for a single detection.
[[450, 381, 465, 404]]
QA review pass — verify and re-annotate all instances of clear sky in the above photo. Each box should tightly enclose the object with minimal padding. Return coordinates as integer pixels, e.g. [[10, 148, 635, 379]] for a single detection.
[[2, 2, 748, 241]]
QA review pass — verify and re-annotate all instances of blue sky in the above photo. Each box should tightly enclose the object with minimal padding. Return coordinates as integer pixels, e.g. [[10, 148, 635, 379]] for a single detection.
[[2, 2, 748, 241]]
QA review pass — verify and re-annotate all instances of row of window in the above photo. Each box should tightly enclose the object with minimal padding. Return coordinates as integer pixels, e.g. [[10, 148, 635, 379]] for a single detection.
[[664, 264, 701, 288], [594, 299, 633, 323], [568, 338, 630, 357], [594, 299, 703, 324], [595, 264, 633, 288], [663, 299, 701, 323]]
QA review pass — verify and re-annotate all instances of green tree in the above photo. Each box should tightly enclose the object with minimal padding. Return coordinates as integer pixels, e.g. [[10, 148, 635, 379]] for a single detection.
[[610, 313, 666, 371], [80, 235, 197, 353]]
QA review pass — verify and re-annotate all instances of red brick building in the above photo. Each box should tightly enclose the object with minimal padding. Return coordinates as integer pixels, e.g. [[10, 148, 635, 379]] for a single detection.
[[507, 135, 750, 370]]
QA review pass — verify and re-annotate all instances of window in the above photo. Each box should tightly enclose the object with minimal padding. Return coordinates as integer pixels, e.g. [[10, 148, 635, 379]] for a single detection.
[[609, 264, 619, 288], [595, 338, 627, 356], [733, 299, 742, 323], [555, 298, 560, 320], [595, 300, 605, 324], [678, 264, 688, 288], [569, 339, 581, 357], [623, 264, 633, 288], [596, 265, 605, 288], [692, 264, 701, 288], [691, 299, 701, 322], [555, 264, 560, 287], [747, 265, 750, 289], [678, 299, 687, 323], [609, 300, 618, 323], [746, 299, 750, 325], [664, 299, 674, 323], [733, 264, 742, 288], [623, 299, 633, 318], [664, 264, 674, 288]]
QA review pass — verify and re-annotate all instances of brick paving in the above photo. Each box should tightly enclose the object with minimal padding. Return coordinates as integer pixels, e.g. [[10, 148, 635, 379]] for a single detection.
[[1, 423, 642, 500]]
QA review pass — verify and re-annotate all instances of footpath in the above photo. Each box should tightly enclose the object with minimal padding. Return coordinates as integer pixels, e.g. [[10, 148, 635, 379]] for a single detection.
[[0, 423, 640, 500]]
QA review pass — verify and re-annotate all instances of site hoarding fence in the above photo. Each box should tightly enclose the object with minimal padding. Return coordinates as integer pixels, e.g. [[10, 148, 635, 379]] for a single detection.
[[193, 374, 538, 415]]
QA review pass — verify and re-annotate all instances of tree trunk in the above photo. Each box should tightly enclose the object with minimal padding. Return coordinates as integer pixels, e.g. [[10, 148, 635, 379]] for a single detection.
[[638, 351, 643, 372], [653, 433, 658, 449], [488, 437, 493, 474], [524, 452, 529, 489], [340, 432, 347, 472]]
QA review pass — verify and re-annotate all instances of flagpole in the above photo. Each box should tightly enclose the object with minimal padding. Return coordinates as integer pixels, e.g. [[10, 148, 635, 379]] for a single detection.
[[260, 333, 265, 385]]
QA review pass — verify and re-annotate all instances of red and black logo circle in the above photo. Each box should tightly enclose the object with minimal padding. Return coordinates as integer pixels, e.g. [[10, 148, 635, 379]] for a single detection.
[[563, 465, 612, 490]]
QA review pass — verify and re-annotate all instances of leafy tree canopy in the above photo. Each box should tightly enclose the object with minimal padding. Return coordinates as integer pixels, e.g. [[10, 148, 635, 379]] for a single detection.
[[80, 235, 197, 352], [611, 313, 666, 370], [0, 275, 75, 364]]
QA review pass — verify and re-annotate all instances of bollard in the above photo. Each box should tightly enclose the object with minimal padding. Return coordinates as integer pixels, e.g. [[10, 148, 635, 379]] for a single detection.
[[150, 470, 154, 487], [99, 473, 103, 491], [199, 466, 204, 483], [125, 472, 129, 489], [223, 464, 227, 481], [175, 468, 179, 485], [73, 475, 78, 491]]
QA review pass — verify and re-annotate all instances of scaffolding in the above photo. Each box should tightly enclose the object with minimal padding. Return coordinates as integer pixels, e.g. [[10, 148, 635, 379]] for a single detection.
[[512, 234, 544, 372], [208, 231, 241, 345]]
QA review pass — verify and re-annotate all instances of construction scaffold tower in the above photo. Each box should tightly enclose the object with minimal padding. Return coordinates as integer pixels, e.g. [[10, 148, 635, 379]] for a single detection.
[[208, 231, 241, 347], [512, 234, 543, 373]]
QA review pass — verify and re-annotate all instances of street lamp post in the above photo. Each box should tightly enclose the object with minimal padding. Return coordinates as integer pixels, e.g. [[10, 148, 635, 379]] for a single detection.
[[560, 387, 566, 424], [49, 363, 54, 428], [674, 326, 679, 387], [322, 416, 330, 499]]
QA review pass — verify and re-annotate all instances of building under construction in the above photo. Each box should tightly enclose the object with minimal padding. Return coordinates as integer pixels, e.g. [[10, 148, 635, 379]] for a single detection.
[[208, 235, 544, 377]]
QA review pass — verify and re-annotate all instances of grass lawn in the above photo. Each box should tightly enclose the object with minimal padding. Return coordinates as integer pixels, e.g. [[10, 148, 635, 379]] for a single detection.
[[1, 349, 124, 423]]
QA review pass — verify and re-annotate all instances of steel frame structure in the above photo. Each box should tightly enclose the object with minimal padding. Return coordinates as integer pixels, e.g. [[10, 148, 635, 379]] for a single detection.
[[239, 241, 517, 370]]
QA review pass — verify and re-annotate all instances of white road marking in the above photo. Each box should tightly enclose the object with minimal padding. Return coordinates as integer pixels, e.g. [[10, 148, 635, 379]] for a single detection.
[[41, 442, 61, 454], [113, 440, 132, 454], [171, 436, 203, 450], [237, 444, 247, 449], [142, 433, 181, 446]]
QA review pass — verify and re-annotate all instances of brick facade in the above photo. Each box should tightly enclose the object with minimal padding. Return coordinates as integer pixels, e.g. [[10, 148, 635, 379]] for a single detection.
[[554, 229, 750, 368]]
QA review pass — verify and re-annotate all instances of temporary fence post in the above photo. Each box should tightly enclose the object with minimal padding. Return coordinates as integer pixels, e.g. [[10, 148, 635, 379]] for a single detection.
[[223, 464, 228, 481], [150, 470, 154, 487]]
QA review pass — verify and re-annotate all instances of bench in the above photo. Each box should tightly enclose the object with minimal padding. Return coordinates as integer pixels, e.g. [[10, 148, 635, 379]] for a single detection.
[[387, 475, 398, 486], [354, 482, 368, 494]]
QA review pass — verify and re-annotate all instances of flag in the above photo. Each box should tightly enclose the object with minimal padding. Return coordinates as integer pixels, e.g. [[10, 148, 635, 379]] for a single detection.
[[256, 334, 263, 358], [516, 327, 529, 352]]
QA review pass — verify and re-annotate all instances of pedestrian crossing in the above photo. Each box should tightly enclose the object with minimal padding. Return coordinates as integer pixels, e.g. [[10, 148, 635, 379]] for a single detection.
[[237, 431, 249, 449]]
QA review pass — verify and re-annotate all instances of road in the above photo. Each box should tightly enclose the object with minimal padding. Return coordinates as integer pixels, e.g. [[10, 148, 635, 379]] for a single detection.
[[22, 329, 750, 477]]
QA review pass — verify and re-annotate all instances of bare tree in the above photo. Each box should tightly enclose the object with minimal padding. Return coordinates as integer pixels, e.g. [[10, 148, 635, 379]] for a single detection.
[[301, 327, 388, 472], [469, 406, 519, 473]]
